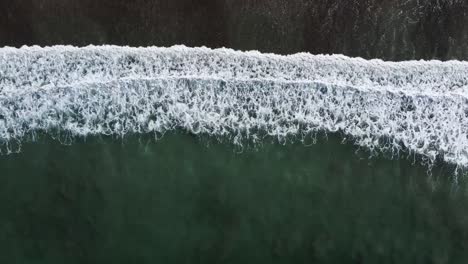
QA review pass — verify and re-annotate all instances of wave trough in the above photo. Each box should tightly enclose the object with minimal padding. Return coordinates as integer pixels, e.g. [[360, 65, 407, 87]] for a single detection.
[[1, 45, 468, 167]]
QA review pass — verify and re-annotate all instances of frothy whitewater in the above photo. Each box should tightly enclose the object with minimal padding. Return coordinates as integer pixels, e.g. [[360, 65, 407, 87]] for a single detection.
[[1, 45, 468, 167]]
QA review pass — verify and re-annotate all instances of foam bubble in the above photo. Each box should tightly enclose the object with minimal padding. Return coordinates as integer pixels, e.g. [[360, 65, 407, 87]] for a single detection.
[[1, 45, 467, 167]]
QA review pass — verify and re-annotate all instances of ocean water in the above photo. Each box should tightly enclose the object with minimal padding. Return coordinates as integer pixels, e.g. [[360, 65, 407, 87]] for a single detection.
[[1, 46, 468, 263], [0, 133, 467, 264], [3, 0, 468, 61]]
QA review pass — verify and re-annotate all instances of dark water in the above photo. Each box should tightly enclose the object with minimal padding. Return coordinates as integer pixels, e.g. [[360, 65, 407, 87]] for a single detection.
[[0, 134, 467, 263], [2, 0, 468, 60]]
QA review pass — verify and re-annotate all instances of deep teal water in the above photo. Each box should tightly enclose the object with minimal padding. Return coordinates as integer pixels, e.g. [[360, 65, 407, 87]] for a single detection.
[[0, 133, 467, 263]]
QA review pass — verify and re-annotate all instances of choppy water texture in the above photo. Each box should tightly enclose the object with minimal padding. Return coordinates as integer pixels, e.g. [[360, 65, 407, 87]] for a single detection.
[[0, 134, 467, 264], [1, 46, 468, 168]]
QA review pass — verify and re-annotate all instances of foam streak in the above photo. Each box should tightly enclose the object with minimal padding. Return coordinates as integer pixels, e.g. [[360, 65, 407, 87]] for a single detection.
[[0, 46, 467, 166]]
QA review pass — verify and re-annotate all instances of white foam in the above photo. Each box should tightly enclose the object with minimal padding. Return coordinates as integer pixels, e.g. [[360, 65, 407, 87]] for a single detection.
[[1, 45, 468, 167]]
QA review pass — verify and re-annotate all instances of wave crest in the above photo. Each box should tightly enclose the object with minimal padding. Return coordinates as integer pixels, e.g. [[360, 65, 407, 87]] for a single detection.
[[1, 45, 468, 167]]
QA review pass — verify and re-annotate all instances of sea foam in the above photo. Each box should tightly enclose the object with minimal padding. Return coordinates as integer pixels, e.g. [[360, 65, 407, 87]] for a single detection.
[[0, 45, 467, 167]]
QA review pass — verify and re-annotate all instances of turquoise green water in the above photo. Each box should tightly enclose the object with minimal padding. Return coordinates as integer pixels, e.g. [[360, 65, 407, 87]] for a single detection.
[[0, 133, 467, 263]]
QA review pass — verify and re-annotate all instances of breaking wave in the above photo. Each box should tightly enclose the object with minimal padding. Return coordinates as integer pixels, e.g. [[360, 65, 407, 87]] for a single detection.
[[1, 45, 468, 167]]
